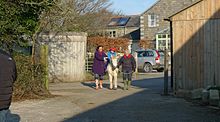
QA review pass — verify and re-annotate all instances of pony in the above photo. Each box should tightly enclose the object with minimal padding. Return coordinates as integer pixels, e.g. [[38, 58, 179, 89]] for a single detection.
[[107, 56, 119, 90]]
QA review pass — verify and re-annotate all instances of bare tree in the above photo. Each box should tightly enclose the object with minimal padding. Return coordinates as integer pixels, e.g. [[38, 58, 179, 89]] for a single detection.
[[39, 0, 116, 34]]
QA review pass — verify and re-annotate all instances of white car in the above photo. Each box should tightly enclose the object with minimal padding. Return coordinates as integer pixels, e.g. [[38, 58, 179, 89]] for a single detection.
[[136, 49, 164, 73]]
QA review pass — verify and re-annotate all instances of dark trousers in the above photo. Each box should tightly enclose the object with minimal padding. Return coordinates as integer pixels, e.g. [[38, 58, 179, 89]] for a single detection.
[[94, 74, 104, 80], [123, 71, 132, 81]]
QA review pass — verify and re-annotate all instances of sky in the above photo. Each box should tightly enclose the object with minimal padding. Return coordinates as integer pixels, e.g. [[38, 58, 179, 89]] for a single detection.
[[109, 0, 158, 15]]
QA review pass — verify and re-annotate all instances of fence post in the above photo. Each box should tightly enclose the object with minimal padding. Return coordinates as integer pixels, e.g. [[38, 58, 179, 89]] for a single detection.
[[134, 52, 138, 73], [164, 49, 169, 95], [86, 54, 89, 72], [40, 45, 49, 90], [134, 52, 138, 79]]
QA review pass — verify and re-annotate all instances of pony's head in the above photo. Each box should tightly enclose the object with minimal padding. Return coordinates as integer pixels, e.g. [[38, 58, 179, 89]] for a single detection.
[[111, 56, 118, 67]]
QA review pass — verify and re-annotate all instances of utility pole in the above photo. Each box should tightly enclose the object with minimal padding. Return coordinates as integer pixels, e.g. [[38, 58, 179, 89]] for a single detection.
[[164, 49, 169, 95]]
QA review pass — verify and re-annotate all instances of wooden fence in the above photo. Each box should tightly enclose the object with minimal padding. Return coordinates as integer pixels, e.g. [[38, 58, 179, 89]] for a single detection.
[[85, 53, 94, 72], [38, 32, 87, 82]]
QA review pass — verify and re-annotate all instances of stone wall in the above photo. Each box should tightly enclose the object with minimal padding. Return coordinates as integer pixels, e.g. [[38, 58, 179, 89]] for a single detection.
[[140, 0, 199, 42], [106, 27, 139, 38]]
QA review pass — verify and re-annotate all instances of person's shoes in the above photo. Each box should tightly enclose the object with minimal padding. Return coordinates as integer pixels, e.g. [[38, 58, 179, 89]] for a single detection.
[[100, 80, 103, 89], [113, 87, 117, 90], [95, 81, 99, 90]]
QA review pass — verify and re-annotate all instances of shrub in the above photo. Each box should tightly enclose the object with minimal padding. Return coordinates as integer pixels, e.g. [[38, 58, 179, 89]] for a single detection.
[[87, 36, 130, 52], [13, 53, 51, 100]]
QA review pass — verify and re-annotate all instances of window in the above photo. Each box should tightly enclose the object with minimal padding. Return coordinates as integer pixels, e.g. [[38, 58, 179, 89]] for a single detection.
[[109, 31, 116, 38], [158, 34, 162, 38], [147, 51, 154, 57], [148, 14, 159, 27], [158, 40, 166, 50], [138, 51, 144, 57], [138, 51, 154, 57], [112, 31, 116, 37], [143, 52, 148, 57], [156, 34, 171, 51], [162, 34, 166, 38]]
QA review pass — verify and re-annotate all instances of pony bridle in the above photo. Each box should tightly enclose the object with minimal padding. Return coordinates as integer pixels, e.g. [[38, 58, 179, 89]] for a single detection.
[[111, 57, 118, 67]]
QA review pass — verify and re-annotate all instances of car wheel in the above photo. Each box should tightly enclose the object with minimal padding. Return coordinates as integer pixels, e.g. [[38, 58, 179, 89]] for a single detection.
[[143, 63, 153, 73]]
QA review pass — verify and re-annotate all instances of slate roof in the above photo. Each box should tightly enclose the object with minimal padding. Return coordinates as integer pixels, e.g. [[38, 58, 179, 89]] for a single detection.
[[157, 28, 170, 34], [122, 29, 140, 40], [126, 15, 140, 27], [141, 0, 160, 15]]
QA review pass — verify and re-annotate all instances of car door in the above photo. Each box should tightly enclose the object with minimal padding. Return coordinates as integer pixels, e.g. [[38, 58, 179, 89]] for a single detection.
[[137, 51, 145, 69], [143, 50, 155, 66]]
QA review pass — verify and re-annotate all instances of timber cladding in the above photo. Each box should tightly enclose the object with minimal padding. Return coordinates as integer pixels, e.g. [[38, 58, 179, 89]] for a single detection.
[[170, 0, 220, 91]]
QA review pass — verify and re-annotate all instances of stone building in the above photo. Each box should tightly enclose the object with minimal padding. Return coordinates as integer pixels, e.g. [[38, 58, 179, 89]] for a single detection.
[[140, 0, 199, 48], [106, 15, 140, 38], [105, 15, 140, 52]]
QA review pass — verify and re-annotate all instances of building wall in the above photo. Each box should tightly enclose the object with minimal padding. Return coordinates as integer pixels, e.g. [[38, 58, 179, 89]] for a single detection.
[[140, 0, 199, 42], [106, 27, 139, 38], [39, 32, 87, 82], [171, 0, 220, 91]]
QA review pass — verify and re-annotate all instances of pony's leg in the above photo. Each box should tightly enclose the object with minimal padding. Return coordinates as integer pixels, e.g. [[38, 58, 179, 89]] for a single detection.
[[107, 65, 113, 89], [113, 71, 118, 89], [109, 74, 113, 89]]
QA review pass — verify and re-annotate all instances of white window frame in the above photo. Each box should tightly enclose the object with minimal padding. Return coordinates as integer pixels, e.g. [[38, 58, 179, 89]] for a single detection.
[[148, 14, 159, 27], [156, 34, 170, 51], [109, 31, 116, 38]]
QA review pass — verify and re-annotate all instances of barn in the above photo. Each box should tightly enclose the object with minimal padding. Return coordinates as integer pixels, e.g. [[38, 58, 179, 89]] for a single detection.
[[169, 0, 220, 92]]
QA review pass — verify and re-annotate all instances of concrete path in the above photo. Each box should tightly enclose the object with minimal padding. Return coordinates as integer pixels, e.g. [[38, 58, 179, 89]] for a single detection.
[[10, 73, 220, 122]]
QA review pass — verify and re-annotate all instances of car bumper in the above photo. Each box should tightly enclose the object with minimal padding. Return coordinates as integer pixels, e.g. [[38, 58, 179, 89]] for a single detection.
[[153, 64, 164, 70]]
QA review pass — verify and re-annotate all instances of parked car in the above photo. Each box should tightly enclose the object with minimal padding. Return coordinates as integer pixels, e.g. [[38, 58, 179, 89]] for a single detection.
[[136, 49, 164, 72], [158, 50, 171, 65]]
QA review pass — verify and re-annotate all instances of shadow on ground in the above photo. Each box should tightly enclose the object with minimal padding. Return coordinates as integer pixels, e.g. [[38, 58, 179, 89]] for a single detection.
[[63, 77, 220, 122], [81, 82, 124, 90]]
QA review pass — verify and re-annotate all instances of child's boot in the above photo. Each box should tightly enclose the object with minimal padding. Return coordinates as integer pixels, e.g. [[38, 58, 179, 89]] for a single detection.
[[123, 80, 127, 90], [127, 80, 131, 90]]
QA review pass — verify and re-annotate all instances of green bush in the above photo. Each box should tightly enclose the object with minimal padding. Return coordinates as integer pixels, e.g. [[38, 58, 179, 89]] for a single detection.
[[13, 53, 51, 100]]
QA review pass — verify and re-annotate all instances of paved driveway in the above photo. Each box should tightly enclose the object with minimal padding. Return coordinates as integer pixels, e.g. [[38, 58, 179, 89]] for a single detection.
[[10, 73, 220, 122]]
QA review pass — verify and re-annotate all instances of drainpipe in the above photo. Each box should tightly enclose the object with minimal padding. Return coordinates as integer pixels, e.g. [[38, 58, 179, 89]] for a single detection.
[[164, 18, 174, 90]]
